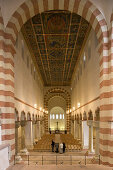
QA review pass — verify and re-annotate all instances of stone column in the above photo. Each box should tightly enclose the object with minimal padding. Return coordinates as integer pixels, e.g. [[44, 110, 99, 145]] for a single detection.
[[74, 120, 76, 138], [82, 121, 89, 149], [77, 122, 80, 139], [37, 121, 41, 140], [15, 121, 20, 155], [25, 120, 33, 149], [20, 120, 26, 149], [32, 120, 36, 144], [75, 120, 78, 138], [88, 120, 93, 153], [93, 121, 99, 155], [79, 120, 82, 141]]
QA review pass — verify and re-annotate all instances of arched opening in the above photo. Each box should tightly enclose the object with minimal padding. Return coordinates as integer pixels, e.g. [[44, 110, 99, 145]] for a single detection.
[[0, 0, 110, 166], [49, 106, 65, 132]]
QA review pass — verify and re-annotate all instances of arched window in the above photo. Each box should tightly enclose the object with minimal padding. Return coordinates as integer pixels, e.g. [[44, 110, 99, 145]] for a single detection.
[[60, 114, 62, 119], [83, 52, 86, 68], [53, 114, 55, 119], [56, 114, 58, 119], [50, 114, 52, 119], [63, 114, 64, 119]]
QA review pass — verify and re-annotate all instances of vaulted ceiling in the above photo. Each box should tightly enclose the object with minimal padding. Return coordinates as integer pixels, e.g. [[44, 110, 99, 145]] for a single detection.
[[21, 10, 90, 86]]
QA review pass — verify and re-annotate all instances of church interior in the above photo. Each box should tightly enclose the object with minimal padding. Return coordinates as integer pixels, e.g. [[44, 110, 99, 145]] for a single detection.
[[0, 0, 113, 169]]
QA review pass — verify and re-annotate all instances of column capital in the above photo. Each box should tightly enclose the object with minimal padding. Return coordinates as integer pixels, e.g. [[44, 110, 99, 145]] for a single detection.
[[87, 120, 93, 126], [15, 121, 20, 128], [20, 120, 27, 127]]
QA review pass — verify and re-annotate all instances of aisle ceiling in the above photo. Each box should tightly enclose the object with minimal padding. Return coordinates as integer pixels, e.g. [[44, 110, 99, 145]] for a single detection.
[[21, 10, 90, 86]]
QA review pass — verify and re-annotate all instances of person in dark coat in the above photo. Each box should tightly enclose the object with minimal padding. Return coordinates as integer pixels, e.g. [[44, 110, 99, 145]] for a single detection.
[[63, 142, 66, 153], [51, 140, 55, 152]]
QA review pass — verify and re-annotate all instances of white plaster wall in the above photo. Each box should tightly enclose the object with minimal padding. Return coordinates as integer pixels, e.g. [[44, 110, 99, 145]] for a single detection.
[[14, 32, 44, 118], [0, 146, 9, 170], [71, 29, 100, 116], [0, 0, 113, 28]]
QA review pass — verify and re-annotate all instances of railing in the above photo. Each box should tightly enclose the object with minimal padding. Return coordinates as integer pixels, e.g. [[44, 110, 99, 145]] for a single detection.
[[14, 154, 101, 166]]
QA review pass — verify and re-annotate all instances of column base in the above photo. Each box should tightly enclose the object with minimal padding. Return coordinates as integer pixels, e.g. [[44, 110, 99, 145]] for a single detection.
[[15, 155, 22, 163], [82, 145, 89, 149], [20, 148, 29, 155]]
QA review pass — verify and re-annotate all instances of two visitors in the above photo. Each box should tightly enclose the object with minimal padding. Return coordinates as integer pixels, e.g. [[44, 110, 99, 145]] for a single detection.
[[51, 140, 66, 153]]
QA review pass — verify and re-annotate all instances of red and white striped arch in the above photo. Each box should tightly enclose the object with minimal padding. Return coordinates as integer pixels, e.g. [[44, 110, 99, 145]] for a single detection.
[[0, 0, 112, 166], [99, 13, 113, 167]]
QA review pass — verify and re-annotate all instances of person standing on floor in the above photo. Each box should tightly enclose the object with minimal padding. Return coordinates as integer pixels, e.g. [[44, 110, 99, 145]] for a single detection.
[[63, 142, 66, 153], [59, 142, 63, 154], [51, 140, 55, 152]]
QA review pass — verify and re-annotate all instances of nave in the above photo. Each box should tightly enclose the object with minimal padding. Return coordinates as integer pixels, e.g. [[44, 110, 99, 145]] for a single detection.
[[0, 0, 113, 169]]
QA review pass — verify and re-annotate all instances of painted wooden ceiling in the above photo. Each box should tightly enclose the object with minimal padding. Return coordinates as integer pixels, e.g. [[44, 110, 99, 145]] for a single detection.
[[21, 10, 90, 86]]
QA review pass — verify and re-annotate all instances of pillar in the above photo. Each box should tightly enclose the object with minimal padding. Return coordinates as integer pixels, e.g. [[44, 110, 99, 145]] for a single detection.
[[74, 120, 76, 138], [25, 121, 33, 148], [93, 121, 99, 155], [20, 121, 26, 149], [32, 120, 36, 143], [37, 121, 41, 140], [15, 121, 20, 155], [75, 120, 78, 138], [82, 121, 89, 149], [79, 120, 82, 141], [87, 120, 93, 152]]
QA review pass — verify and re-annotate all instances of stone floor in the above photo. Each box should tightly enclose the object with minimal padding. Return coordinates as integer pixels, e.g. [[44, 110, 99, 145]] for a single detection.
[[7, 164, 113, 170], [7, 151, 113, 170]]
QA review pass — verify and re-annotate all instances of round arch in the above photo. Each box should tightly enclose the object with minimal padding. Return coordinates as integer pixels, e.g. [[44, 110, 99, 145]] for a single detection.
[[49, 106, 65, 131], [1, 0, 110, 165]]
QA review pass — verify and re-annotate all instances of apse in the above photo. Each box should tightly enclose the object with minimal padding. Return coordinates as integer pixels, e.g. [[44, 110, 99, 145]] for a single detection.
[[49, 106, 65, 131]]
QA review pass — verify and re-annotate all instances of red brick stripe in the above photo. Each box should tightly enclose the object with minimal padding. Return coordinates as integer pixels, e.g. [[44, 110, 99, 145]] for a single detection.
[[100, 104, 113, 111], [2, 124, 15, 129], [100, 139, 113, 146], [0, 90, 14, 97], [102, 66, 113, 75], [0, 55, 14, 67], [0, 30, 15, 45], [43, 0, 48, 11], [0, 101, 14, 108], [2, 134, 15, 140], [100, 149, 113, 158], [0, 67, 14, 77], [64, 0, 69, 10], [13, 11, 23, 28], [21, 3, 30, 20], [100, 160, 113, 167], [31, 0, 39, 15], [82, 1, 92, 18], [100, 79, 113, 88], [0, 78, 14, 87], [100, 91, 113, 99], [73, 0, 81, 13], [0, 40, 16, 56], [1, 113, 15, 119], [7, 22, 18, 38], [54, 0, 59, 10], [100, 128, 113, 135]]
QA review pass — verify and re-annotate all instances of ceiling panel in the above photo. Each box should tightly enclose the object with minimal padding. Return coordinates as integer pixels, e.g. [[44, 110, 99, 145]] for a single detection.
[[21, 10, 90, 86]]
